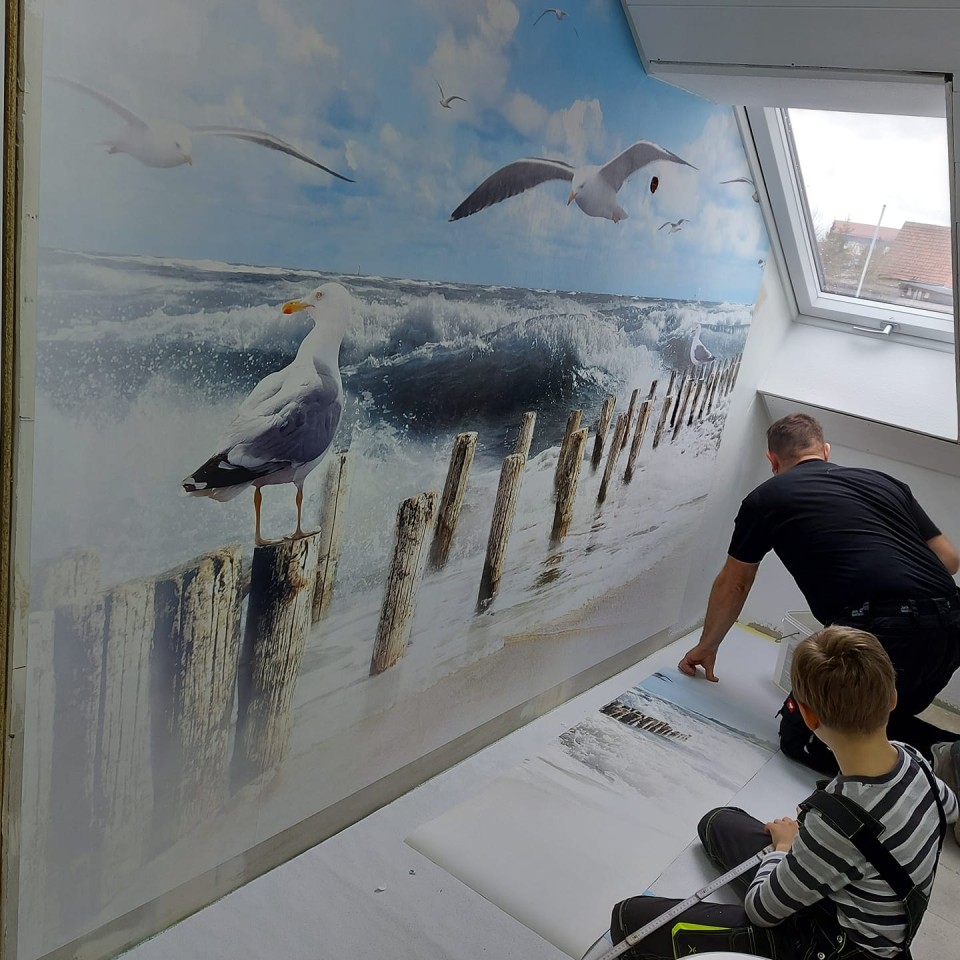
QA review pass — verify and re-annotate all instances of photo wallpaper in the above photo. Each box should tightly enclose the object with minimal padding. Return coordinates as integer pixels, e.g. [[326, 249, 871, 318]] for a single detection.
[[17, 1, 768, 957]]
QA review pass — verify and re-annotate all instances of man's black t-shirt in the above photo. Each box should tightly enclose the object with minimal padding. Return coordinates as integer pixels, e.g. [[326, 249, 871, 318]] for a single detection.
[[728, 458, 956, 625]]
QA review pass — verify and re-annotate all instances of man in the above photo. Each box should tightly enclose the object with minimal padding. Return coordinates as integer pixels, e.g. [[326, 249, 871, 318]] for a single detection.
[[680, 412, 960, 774]]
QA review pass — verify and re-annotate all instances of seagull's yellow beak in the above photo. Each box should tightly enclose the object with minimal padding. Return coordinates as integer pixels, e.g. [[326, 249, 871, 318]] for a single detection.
[[282, 299, 309, 314], [567, 191, 576, 205]]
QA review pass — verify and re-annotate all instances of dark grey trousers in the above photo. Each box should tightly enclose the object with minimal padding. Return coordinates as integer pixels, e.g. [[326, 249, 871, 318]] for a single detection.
[[610, 807, 874, 960]]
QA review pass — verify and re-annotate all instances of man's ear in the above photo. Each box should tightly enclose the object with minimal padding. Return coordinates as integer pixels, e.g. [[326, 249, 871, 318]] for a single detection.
[[765, 450, 779, 474], [797, 701, 820, 732], [823, 442, 831, 461]]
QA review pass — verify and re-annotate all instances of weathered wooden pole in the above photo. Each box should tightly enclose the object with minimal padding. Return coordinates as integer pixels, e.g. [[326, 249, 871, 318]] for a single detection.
[[430, 432, 477, 569], [233, 534, 322, 783], [669, 373, 688, 428], [312, 453, 351, 622], [514, 411, 537, 459], [652, 395, 674, 449], [697, 366, 717, 420], [478, 454, 526, 609], [706, 362, 723, 414], [598, 412, 629, 504], [672, 378, 696, 440], [153, 546, 243, 840], [371, 492, 438, 674], [619, 388, 639, 451], [35, 549, 100, 611], [729, 355, 743, 392], [554, 409, 583, 491], [686, 377, 706, 426], [624, 399, 652, 483], [665, 369, 678, 398], [552, 428, 588, 541], [590, 394, 616, 468]]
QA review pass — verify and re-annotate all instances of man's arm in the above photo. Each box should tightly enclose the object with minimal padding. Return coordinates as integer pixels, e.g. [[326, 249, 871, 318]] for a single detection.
[[678, 556, 759, 681], [927, 534, 960, 575]]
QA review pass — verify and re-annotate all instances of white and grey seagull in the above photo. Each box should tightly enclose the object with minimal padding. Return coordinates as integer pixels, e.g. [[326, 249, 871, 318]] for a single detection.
[[50, 75, 354, 180], [720, 176, 759, 203], [534, 8, 579, 35], [659, 218, 691, 233], [183, 283, 354, 545], [689, 323, 715, 371], [449, 141, 695, 224], [435, 79, 466, 109]]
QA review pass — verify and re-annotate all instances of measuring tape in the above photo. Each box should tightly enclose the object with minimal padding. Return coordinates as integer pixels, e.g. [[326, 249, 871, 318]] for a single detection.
[[582, 845, 774, 960]]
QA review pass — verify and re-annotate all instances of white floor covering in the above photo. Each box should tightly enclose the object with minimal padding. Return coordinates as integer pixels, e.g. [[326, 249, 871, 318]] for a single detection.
[[123, 626, 960, 960]]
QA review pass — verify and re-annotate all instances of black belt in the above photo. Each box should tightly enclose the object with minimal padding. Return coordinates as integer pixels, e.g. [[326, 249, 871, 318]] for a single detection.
[[838, 595, 960, 621]]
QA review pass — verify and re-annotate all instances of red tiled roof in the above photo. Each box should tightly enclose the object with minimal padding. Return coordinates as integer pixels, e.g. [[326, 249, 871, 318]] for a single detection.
[[881, 221, 953, 288], [830, 220, 900, 244]]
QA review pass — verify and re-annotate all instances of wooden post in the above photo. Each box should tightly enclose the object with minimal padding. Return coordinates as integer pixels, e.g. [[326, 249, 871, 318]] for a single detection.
[[697, 366, 717, 420], [430, 433, 477, 569], [153, 546, 243, 840], [554, 409, 582, 491], [233, 534, 322, 783], [686, 377, 706, 426], [729, 355, 743, 392], [665, 369, 678, 397], [371, 492, 438, 674], [590, 395, 616, 468], [706, 362, 723, 413], [619, 388, 639, 451], [514, 411, 537, 459], [312, 453, 351, 622], [672, 378, 696, 440], [552, 429, 587, 541], [652, 395, 674, 449], [478, 454, 526, 610], [35, 549, 100, 611], [598, 412, 629, 503], [669, 375, 687, 428], [624, 398, 653, 483]]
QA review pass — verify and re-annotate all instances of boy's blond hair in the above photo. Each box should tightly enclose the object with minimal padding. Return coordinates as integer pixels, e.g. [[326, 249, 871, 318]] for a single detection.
[[791, 626, 895, 734]]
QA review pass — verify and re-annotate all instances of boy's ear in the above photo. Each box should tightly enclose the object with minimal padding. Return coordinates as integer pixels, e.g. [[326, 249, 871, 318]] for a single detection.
[[890, 689, 897, 712], [797, 701, 820, 732]]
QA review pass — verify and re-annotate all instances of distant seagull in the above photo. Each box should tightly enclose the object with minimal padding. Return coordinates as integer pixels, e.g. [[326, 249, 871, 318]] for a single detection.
[[435, 79, 466, 109], [659, 218, 690, 233], [758, 258, 767, 270], [183, 283, 353, 545], [50, 75, 354, 180], [690, 323, 715, 371], [534, 8, 579, 35], [721, 176, 759, 203], [450, 141, 694, 224]]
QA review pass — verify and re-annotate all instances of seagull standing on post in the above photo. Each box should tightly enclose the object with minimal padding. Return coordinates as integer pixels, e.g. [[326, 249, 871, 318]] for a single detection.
[[690, 323, 715, 378], [183, 283, 354, 546]]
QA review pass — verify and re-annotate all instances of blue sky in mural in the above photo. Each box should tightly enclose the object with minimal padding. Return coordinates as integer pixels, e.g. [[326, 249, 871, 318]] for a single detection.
[[38, 0, 767, 301]]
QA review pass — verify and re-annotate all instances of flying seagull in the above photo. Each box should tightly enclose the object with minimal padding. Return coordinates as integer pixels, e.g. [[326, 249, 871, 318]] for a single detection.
[[720, 176, 759, 203], [183, 283, 353, 545], [435, 79, 466, 109], [449, 141, 694, 224], [534, 8, 579, 35], [689, 323, 715, 371], [659, 218, 690, 233], [50, 75, 354, 180]]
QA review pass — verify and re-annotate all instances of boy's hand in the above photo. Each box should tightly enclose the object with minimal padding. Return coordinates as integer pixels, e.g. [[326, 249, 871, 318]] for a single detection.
[[764, 816, 799, 852]]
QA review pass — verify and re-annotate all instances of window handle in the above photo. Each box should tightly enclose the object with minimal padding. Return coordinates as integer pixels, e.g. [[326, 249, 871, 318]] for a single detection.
[[852, 322, 897, 336]]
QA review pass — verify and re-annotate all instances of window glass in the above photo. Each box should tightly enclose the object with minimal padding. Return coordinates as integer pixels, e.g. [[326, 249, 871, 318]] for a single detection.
[[786, 108, 953, 315]]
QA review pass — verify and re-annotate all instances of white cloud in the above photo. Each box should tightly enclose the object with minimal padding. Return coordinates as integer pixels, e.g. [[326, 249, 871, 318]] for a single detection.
[[256, 0, 339, 63], [545, 98, 605, 166], [502, 92, 549, 138]]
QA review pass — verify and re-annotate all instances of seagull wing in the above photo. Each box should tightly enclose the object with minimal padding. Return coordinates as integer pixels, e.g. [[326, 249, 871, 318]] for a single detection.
[[534, 10, 549, 25], [436, 78, 445, 99], [658, 222, 671, 231], [720, 177, 754, 186], [449, 158, 573, 221], [598, 140, 695, 192], [448, 95, 467, 104], [47, 75, 147, 128], [189, 126, 355, 181]]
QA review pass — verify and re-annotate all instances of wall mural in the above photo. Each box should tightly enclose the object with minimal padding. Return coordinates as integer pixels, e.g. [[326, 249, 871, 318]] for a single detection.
[[18, 1, 768, 957]]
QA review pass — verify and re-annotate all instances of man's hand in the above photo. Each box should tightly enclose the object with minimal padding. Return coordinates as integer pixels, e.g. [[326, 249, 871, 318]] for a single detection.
[[678, 641, 719, 682], [764, 816, 799, 853]]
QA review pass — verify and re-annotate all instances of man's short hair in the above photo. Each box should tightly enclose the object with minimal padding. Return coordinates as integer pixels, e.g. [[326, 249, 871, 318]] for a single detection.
[[791, 626, 895, 734], [767, 413, 824, 460]]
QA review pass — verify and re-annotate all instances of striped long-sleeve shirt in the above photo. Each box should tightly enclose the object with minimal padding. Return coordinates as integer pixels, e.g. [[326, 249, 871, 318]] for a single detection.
[[745, 743, 959, 958]]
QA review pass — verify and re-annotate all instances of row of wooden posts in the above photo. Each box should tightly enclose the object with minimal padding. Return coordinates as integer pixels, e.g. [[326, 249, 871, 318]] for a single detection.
[[369, 352, 742, 673], [25, 353, 740, 939], [600, 700, 692, 742]]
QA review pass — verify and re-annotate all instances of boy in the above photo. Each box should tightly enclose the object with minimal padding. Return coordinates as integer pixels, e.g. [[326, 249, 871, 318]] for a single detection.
[[611, 627, 959, 959]]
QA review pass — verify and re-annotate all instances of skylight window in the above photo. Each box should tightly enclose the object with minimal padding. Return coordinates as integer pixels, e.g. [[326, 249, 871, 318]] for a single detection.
[[747, 100, 956, 344], [786, 109, 952, 316]]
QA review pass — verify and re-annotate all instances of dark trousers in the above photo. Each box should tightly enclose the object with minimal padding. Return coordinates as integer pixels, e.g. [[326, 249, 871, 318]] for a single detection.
[[779, 602, 960, 775], [610, 808, 870, 960]]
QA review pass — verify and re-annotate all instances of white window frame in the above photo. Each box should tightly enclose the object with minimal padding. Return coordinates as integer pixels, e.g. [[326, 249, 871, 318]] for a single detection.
[[745, 100, 956, 347]]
